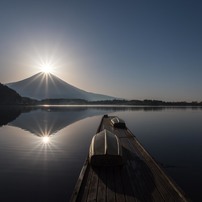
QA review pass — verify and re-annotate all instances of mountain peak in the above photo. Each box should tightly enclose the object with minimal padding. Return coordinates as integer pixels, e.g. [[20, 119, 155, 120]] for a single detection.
[[6, 73, 115, 101], [28, 71, 55, 78]]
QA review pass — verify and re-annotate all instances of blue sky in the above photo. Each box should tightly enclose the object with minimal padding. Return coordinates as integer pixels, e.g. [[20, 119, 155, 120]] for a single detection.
[[0, 0, 202, 101]]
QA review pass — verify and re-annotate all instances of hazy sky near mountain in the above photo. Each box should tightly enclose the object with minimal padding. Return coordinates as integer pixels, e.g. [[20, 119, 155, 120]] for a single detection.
[[0, 0, 202, 101]]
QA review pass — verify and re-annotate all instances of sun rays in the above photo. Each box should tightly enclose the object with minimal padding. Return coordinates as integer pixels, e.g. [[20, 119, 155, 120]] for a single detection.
[[40, 61, 54, 74], [26, 41, 64, 75], [42, 136, 50, 144]]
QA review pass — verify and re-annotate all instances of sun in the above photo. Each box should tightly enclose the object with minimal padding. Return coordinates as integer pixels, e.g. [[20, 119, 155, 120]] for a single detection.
[[41, 64, 52, 74], [42, 136, 50, 144], [38, 60, 54, 74]]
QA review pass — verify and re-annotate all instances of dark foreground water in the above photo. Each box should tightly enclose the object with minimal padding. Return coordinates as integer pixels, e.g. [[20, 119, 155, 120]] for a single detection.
[[0, 106, 202, 201]]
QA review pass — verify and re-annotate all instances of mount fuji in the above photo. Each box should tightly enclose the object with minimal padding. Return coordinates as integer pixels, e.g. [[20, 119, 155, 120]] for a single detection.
[[7, 72, 115, 101]]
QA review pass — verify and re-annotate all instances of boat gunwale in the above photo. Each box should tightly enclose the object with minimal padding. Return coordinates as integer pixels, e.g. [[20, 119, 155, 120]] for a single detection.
[[70, 115, 191, 202]]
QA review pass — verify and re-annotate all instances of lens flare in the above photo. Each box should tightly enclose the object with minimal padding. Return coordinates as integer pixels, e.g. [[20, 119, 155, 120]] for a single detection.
[[41, 63, 53, 74], [42, 136, 50, 144]]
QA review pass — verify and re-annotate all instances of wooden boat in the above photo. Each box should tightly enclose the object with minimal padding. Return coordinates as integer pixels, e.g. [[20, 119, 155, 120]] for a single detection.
[[70, 115, 190, 202], [110, 116, 126, 128], [89, 129, 123, 166]]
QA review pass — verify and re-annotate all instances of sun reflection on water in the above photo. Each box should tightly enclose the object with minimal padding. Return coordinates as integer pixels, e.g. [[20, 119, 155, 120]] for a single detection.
[[35, 134, 58, 159]]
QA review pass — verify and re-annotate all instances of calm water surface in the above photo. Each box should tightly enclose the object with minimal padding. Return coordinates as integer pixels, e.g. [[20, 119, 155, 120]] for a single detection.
[[0, 106, 201, 201]]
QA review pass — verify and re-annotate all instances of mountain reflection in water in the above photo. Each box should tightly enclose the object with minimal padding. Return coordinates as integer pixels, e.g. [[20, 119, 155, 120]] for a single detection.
[[2, 106, 169, 137], [0, 107, 21, 126], [0, 106, 122, 202], [6, 106, 128, 136]]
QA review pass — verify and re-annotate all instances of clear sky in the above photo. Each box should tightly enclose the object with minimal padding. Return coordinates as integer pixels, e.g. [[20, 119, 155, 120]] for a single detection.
[[0, 0, 202, 101]]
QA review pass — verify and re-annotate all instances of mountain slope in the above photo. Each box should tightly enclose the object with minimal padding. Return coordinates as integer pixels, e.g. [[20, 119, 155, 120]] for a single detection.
[[0, 83, 22, 104], [7, 72, 115, 101]]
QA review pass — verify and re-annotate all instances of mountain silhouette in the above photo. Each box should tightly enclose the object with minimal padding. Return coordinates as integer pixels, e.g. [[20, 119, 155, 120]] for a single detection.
[[0, 83, 22, 104], [7, 72, 115, 101]]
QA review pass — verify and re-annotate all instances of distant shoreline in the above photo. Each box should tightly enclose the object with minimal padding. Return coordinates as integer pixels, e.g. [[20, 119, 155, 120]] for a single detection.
[[22, 98, 202, 106], [1, 98, 202, 107]]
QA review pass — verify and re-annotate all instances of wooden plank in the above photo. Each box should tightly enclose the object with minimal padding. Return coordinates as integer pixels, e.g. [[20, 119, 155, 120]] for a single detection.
[[127, 136, 177, 200], [120, 128, 188, 202], [139, 161, 166, 201], [97, 167, 107, 202], [70, 159, 89, 202], [87, 166, 99, 202], [121, 165, 137, 202], [121, 138, 144, 202], [106, 167, 116, 202], [102, 118, 114, 132], [114, 167, 126, 202], [124, 131, 176, 201], [80, 166, 93, 202], [125, 130, 188, 201], [122, 136, 165, 201], [126, 163, 145, 202], [115, 129, 130, 138]]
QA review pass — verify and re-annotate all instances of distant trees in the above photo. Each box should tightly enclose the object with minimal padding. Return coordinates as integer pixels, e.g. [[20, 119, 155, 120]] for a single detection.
[[87, 99, 202, 106]]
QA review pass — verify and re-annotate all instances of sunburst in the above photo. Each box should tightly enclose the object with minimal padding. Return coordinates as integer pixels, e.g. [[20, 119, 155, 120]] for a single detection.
[[40, 62, 53, 74], [42, 136, 50, 144]]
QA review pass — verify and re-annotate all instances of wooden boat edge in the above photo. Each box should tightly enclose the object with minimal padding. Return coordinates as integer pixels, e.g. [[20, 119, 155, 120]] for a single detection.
[[70, 115, 191, 202]]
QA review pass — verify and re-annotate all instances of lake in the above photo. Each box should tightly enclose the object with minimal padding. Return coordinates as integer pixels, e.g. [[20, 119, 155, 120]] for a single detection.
[[0, 106, 201, 201]]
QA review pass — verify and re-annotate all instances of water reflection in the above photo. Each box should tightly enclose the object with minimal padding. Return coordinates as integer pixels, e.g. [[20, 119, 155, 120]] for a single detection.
[[0, 107, 21, 126], [0, 106, 202, 201], [0, 106, 168, 136], [2, 105, 201, 130], [7, 107, 113, 136]]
